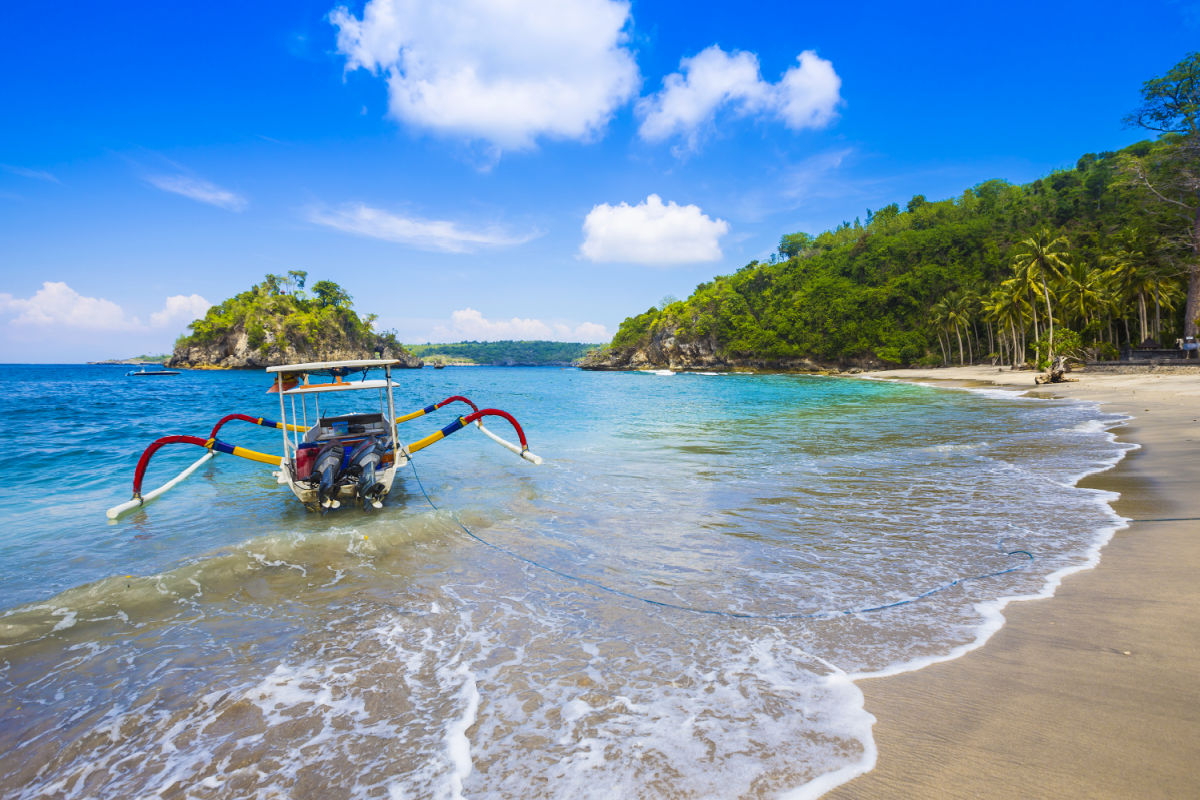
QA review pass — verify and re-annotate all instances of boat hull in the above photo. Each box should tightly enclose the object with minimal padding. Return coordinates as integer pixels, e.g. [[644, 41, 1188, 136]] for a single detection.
[[280, 459, 405, 511]]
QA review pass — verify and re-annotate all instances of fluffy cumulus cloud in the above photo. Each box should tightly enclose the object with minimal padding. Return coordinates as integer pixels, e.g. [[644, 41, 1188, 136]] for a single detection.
[[579, 194, 729, 265], [330, 0, 639, 151], [146, 174, 247, 211], [637, 46, 842, 150], [431, 308, 609, 342], [0, 282, 138, 330], [307, 203, 539, 253], [0, 282, 210, 331], [149, 294, 212, 328]]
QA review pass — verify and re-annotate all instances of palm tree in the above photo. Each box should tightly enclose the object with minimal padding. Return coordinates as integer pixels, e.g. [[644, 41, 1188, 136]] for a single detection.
[[1103, 244, 1151, 344], [1012, 229, 1070, 359], [1058, 260, 1104, 332], [960, 289, 982, 362], [988, 283, 1032, 368], [929, 297, 952, 364], [942, 289, 975, 364]]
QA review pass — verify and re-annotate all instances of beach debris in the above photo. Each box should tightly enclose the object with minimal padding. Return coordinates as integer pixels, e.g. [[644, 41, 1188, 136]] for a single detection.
[[1034, 355, 1077, 385]]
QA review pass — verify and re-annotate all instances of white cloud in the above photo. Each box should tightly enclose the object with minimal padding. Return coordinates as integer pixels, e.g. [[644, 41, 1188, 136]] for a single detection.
[[573, 321, 610, 341], [146, 174, 248, 211], [0, 282, 139, 330], [0, 282, 211, 333], [150, 294, 212, 328], [775, 51, 843, 129], [579, 194, 729, 265], [637, 46, 841, 150], [330, 0, 639, 151], [431, 308, 608, 342], [307, 203, 539, 253]]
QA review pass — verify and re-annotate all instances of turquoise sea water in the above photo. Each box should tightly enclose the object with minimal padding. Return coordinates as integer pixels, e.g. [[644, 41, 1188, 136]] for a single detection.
[[0, 365, 1131, 798]]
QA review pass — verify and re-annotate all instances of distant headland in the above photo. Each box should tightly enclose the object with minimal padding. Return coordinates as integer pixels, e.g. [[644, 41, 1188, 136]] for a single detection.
[[88, 354, 170, 366], [157, 272, 601, 370], [405, 341, 599, 367]]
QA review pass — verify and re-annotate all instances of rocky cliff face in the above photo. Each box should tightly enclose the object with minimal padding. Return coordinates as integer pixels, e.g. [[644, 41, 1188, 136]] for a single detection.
[[168, 324, 422, 369], [579, 324, 878, 372]]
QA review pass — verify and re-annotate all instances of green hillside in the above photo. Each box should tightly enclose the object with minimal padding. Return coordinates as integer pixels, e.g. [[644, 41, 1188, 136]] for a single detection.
[[597, 54, 1200, 371], [406, 341, 598, 366], [600, 134, 1193, 369]]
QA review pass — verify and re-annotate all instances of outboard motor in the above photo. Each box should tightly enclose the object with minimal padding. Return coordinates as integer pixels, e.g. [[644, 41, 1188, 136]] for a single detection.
[[344, 436, 388, 509], [312, 441, 346, 509]]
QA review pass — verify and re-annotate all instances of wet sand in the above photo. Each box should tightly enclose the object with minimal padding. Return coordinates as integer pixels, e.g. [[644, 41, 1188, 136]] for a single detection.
[[827, 366, 1200, 798]]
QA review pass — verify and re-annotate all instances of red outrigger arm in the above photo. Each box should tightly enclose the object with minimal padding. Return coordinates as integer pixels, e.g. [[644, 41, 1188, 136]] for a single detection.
[[406, 407, 536, 460], [132, 435, 281, 497], [209, 413, 305, 440], [396, 395, 479, 423]]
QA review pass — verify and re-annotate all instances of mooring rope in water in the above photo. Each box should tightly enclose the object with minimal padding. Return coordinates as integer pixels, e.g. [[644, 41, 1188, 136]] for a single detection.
[[407, 460, 1035, 621]]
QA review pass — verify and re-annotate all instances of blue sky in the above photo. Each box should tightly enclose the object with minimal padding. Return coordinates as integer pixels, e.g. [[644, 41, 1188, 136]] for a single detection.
[[2, 0, 1197, 362]]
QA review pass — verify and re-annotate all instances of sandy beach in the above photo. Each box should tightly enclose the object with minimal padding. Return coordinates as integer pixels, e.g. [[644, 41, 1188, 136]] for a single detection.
[[826, 366, 1200, 798]]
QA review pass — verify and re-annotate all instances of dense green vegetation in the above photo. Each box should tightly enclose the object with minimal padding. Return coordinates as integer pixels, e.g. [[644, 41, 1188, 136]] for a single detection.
[[406, 340, 597, 365], [177, 271, 405, 357], [602, 54, 1200, 368]]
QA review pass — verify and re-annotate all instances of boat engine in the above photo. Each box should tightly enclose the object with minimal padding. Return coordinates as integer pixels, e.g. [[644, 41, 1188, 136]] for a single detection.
[[312, 440, 346, 508], [344, 436, 387, 509]]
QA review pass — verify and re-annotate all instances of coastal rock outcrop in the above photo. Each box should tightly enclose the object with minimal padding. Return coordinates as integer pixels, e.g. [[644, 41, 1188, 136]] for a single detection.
[[579, 323, 873, 372], [169, 324, 422, 369], [166, 274, 423, 370]]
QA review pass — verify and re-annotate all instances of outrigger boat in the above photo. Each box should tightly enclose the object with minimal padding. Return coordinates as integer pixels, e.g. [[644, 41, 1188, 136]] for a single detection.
[[107, 359, 541, 519]]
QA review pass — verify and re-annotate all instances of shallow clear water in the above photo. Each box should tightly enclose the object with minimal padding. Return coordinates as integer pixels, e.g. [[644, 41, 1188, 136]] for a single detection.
[[0, 365, 1130, 798]]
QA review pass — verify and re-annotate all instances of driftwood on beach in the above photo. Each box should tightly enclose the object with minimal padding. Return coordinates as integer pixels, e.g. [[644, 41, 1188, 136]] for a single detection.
[[1034, 355, 1076, 384]]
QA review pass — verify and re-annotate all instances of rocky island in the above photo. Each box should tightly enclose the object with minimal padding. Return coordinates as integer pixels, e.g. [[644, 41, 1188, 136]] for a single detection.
[[168, 272, 421, 369]]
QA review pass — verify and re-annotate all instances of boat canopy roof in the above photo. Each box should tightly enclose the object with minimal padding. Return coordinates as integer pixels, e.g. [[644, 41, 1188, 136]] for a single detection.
[[266, 359, 401, 374], [279, 379, 393, 396]]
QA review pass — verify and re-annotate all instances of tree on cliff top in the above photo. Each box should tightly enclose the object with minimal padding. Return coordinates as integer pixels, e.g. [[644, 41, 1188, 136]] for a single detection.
[[311, 280, 353, 309], [1124, 51, 1200, 336]]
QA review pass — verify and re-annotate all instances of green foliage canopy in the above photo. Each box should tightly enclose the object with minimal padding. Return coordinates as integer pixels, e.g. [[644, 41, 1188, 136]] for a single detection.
[[603, 136, 1194, 367], [177, 274, 398, 357]]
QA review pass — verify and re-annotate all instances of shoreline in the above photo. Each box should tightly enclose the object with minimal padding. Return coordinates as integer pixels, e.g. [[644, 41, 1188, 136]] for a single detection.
[[825, 366, 1200, 798]]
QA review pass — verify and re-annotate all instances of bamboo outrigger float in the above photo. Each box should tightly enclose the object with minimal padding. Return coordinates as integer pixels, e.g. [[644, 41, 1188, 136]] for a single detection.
[[107, 359, 541, 519]]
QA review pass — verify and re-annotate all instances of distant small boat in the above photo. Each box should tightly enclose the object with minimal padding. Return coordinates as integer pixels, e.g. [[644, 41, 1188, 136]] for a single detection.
[[126, 368, 180, 377], [637, 369, 675, 376]]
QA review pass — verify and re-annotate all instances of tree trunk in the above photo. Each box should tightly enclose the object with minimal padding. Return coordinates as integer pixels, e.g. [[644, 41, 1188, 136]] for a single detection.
[[1035, 355, 1072, 385], [1154, 284, 1162, 342], [1186, 204, 1200, 338], [955, 325, 964, 365], [1030, 291, 1040, 343], [1138, 292, 1148, 343], [1010, 319, 1019, 368], [1041, 277, 1055, 358]]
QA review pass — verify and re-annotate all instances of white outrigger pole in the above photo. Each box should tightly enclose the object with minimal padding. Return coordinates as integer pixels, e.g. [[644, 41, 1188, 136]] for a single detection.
[[107, 358, 542, 519]]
